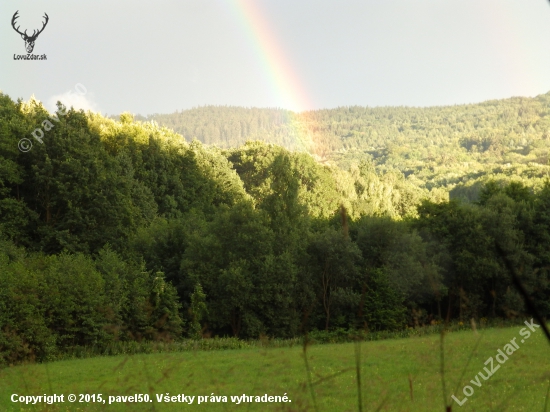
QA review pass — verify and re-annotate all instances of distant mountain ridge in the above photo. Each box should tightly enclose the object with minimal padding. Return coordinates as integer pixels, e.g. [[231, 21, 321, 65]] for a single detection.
[[138, 106, 309, 152], [140, 92, 550, 156], [124, 92, 550, 197]]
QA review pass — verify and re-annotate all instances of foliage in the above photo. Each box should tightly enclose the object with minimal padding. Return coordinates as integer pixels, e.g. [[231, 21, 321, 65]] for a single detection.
[[2, 91, 550, 365], [147, 92, 550, 199], [189, 283, 208, 339], [0, 240, 182, 366]]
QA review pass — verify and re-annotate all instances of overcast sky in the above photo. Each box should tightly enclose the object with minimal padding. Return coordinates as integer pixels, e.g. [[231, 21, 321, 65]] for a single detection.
[[1, 0, 550, 116]]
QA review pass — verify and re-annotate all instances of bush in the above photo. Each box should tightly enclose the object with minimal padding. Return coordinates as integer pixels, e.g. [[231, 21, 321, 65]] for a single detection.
[[0, 243, 183, 366]]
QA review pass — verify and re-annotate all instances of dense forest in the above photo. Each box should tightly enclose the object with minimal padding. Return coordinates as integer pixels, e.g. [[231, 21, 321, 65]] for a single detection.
[[145, 92, 550, 200], [1, 91, 550, 366]]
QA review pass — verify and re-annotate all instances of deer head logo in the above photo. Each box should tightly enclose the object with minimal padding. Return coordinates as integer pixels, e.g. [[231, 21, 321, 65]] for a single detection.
[[11, 11, 49, 54]]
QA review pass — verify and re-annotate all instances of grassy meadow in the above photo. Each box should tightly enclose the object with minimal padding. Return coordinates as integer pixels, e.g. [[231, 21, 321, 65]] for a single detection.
[[1, 324, 549, 412]]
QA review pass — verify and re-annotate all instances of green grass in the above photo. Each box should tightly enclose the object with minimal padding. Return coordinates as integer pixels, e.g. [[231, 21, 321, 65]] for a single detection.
[[1, 324, 548, 411]]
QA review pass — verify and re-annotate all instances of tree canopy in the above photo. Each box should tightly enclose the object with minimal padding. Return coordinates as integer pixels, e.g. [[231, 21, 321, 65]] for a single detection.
[[2, 91, 550, 365]]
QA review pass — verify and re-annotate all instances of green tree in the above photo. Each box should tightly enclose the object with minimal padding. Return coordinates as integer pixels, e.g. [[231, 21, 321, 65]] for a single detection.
[[189, 283, 207, 339]]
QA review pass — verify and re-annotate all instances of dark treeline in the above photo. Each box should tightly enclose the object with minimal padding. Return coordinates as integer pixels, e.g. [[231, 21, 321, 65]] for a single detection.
[[1, 93, 549, 366]]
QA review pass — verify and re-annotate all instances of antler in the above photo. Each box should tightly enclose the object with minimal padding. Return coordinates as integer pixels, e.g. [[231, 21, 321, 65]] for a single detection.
[[28, 13, 49, 40], [11, 11, 27, 37]]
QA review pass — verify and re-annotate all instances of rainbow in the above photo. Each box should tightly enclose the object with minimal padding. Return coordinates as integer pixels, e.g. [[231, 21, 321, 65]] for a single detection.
[[225, 0, 323, 156], [227, 0, 313, 112]]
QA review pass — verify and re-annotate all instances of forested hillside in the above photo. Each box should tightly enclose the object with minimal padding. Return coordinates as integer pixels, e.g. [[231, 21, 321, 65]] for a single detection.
[[1, 92, 550, 366], [146, 92, 550, 200]]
